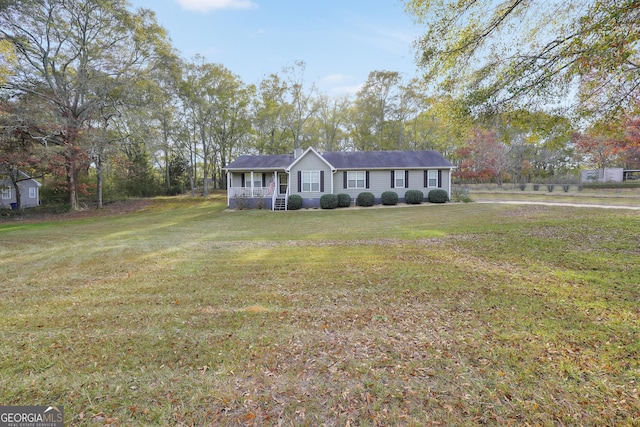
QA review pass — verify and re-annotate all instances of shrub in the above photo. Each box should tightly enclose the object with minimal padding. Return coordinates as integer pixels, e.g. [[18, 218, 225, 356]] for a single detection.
[[255, 196, 267, 209], [320, 194, 339, 209], [404, 190, 424, 204], [356, 192, 375, 207], [428, 189, 449, 203], [582, 182, 640, 189], [450, 187, 472, 203], [287, 194, 303, 210], [233, 195, 248, 210], [337, 193, 352, 208], [381, 191, 398, 205]]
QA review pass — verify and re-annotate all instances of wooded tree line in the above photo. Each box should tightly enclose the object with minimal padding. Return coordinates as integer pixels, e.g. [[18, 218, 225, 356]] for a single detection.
[[1, 0, 638, 209]]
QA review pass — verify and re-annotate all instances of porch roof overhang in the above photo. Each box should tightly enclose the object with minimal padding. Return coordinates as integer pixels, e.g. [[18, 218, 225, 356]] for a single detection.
[[224, 167, 288, 172], [223, 154, 294, 172]]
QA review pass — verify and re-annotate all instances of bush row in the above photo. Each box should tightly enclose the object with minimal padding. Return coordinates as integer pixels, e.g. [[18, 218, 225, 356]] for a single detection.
[[287, 193, 353, 210], [288, 190, 449, 210]]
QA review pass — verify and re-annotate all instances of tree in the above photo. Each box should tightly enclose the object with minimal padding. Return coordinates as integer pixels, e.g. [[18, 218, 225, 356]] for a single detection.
[[351, 71, 402, 151], [181, 58, 252, 193], [1, 0, 171, 209], [251, 73, 292, 154], [456, 127, 509, 185], [407, 0, 640, 119], [410, 95, 473, 156], [0, 99, 44, 209], [576, 112, 640, 170], [206, 66, 252, 190], [280, 61, 319, 151], [314, 94, 351, 152], [0, 39, 15, 87]]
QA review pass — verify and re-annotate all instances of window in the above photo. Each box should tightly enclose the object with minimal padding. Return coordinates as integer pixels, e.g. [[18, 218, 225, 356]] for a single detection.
[[244, 173, 262, 188], [29, 187, 37, 198], [1, 188, 10, 199], [301, 170, 320, 192], [347, 171, 366, 189], [394, 170, 405, 188], [428, 170, 438, 187]]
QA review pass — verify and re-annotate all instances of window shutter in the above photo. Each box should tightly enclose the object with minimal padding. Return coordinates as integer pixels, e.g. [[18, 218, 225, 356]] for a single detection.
[[390, 171, 395, 188], [343, 171, 347, 189], [320, 171, 325, 192], [424, 170, 428, 187], [365, 171, 370, 189], [297, 171, 302, 192], [262, 173, 266, 187], [438, 170, 442, 188], [241, 174, 245, 187], [405, 170, 409, 188]]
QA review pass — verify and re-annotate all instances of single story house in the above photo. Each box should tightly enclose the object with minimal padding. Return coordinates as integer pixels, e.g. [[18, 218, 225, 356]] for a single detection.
[[223, 147, 455, 210], [0, 170, 42, 209]]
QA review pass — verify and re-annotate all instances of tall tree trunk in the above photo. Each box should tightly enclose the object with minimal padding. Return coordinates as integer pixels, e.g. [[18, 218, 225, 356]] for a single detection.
[[164, 148, 171, 195], [67, 162, 78, 210], [9, 168, 21, 210], [96, 153, 103, 209]]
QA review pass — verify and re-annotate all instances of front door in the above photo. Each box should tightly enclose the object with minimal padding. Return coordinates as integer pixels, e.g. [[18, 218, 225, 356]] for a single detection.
[[278, 173, 288, 195]]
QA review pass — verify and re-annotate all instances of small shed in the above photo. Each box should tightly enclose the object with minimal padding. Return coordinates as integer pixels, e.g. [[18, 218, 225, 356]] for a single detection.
[[0, 170, 42, 209], [581, 168, 624, 183]]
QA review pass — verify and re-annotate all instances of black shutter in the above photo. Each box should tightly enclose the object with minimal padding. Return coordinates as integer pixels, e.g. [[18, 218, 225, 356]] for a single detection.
[[297, 171, 302, 192], [320, 171, 325, 192], [262, 173, 266, 187], [405, 170, 409, 188], [390, 171, 395, 188], [241, 174, 245, 187], [424, 170, 428, 187], [438, 170, 442, 188], [365, 171, 370, 189], [343, 171, 347, 189]]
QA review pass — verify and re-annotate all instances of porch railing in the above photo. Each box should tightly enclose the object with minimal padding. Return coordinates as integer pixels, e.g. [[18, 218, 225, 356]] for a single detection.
[[272, 186, 289, 211], [229, 187, 274, 198]]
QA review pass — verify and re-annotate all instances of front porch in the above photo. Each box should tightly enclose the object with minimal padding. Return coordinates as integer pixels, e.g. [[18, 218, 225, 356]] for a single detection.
[[227, 171, 289, 210]]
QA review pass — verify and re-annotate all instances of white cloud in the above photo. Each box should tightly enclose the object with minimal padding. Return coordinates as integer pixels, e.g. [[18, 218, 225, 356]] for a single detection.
[[175, 0, 258, 13], [319, 74, 353, 86], [317, 74, 362, 97]]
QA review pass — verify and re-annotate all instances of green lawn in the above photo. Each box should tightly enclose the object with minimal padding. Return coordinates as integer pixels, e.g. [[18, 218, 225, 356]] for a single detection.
[[1, 197, 638, 426]]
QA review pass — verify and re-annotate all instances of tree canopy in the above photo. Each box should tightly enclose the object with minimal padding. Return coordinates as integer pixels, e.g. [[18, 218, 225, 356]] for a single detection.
[[406, 0, 640, 120]]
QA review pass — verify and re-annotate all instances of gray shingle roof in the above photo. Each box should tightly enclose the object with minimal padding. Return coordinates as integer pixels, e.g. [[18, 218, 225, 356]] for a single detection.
[[224, 149, 453, 170], [321, 150, 453, 169], [224, 154, 294, 170]]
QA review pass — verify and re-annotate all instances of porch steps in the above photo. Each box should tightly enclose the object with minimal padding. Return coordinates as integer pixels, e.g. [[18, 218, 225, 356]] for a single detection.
[[273, 197, 287, 211]]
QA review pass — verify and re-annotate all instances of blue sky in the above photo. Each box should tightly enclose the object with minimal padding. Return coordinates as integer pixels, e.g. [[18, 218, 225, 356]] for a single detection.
[[127, 0, 422, 96]]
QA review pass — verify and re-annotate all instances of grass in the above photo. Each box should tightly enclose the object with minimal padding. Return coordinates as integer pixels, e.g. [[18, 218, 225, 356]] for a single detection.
[[464, 185, 640, 207], [1, 195, 639, 426]]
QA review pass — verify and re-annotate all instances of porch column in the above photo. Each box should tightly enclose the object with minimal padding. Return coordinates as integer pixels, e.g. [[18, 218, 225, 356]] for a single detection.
[[250, 171, 254, 197]]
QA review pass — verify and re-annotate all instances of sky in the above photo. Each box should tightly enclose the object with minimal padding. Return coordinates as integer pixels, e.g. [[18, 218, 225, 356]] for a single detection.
[[127, 0, 423, 96]]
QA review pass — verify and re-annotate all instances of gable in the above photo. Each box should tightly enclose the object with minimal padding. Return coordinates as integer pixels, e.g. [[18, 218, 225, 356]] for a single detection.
[[0, 170, 42, 187], [286, 147, 335, 172]]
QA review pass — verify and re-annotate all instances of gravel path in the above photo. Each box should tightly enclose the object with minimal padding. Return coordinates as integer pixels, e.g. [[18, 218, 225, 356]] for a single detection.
[[476, 200, 640, 210]]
